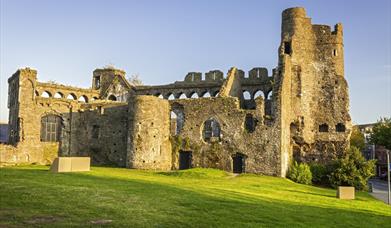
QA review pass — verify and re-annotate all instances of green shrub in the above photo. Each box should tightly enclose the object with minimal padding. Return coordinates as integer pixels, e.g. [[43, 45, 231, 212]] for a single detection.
[[310, 164, 327, 184], [329, 146, 376, 191], [288, 161, 312, 185], [310, 163, 334, 186]]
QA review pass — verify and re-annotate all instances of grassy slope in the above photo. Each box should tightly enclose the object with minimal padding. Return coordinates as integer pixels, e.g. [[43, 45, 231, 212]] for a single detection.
[[0, 166, 390, 227]]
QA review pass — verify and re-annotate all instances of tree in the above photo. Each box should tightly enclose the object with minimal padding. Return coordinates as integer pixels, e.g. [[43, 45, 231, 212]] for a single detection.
[[370, 117, 391, 150], [329, 146, 376, 190], [127, 74, 143, 86], [287, 161, 312, 185], [350, 126, 365, 151]]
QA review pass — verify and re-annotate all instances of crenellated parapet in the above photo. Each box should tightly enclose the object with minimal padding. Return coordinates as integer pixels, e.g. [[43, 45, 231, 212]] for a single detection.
[[135, 67, 274, 101]]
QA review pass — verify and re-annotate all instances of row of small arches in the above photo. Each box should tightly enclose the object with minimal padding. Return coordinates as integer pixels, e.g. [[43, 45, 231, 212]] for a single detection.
[[37, 90, 98, 103], [243, 90, 272, 100], [151, 91, 220, 100]]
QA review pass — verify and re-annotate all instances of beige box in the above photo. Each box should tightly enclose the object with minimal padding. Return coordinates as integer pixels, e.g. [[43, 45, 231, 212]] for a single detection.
[[70, 157, 91, 172], [337, 186, 355, 199], [50, 157, 90, 173]]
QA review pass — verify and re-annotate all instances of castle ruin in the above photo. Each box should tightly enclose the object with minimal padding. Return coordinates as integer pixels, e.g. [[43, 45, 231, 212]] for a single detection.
[[0, 7, 351, 177]]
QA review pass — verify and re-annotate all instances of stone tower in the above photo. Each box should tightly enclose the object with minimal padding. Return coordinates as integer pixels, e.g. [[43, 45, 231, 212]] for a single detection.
[[277, 7, 351, 174]]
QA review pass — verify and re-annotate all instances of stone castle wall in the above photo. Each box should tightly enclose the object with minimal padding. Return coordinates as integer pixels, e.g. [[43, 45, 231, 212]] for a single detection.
[[1, 7, 351, 177]]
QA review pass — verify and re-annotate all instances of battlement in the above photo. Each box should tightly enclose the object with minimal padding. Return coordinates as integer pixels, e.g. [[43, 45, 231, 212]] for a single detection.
[[179, 67, 273, 84]]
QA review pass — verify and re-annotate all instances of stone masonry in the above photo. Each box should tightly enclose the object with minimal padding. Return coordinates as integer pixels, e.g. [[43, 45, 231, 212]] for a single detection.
[[0, 8, 351, 177]]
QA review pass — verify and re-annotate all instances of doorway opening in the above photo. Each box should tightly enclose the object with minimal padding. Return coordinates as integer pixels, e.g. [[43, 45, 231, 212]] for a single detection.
[[232, 153, 245, 173], [179, 151, 192, 170]]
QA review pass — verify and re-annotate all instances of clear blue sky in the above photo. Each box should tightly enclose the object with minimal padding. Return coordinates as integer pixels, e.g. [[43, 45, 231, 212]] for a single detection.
[[0, 0, 390, 124]]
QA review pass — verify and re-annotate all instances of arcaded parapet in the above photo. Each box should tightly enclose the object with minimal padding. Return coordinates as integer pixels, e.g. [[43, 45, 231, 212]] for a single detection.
[[127, 96, 172, 170]]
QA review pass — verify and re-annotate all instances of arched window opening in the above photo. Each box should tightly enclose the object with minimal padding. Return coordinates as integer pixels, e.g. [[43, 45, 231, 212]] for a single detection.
[[170, 107, 184, 135], [190, 92, 199, 98], [253, 90, 264, 99], [336, 123, 346, 132], [203, 92, 211, 98], [203, 118, 221, 142], [266, 91, 273, 100], [168, 94, 175, 100], [54, 92, 63, 99], [243, 91, 251, 100], [245, 114, 257, 133], [179, 93, 187, 99], [67, 93, 77, 100], [78, 95, 88, 103], [212, 91, 220, 97], [319, 124, 329, 132], [41, 91, 52, 98], [108, 95, 117, 101], [40, 115, 62, 142]]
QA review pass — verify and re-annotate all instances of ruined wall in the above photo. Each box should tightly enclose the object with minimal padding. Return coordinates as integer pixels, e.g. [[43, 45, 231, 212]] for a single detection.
[[169, 96, 281, 175], [62, 102, 129, 167], [2, 69, 72, 165], [127, 96, 172, 170], [1, 68, 129, 166]]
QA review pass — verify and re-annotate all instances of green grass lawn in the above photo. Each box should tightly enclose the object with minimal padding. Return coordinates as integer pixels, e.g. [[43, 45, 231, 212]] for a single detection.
[[0, 166, 390, 227]]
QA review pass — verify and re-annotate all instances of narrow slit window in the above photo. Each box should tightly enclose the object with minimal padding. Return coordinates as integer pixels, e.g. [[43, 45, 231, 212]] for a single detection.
[[284, 42, 292, 55]]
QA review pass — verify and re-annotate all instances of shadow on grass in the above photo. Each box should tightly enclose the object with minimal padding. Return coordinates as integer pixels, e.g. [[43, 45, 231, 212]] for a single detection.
[[284, 189, 336, 198], [0, 167, 390, 227]]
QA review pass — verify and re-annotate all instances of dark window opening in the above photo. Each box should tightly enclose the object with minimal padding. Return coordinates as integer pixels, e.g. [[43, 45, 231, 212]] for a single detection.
[[179, 151, 192, 170], [245, 114, 257, 133], [232, 153, 245, 173], [108, 95, 117, 101], [284, 41, 292, 55], [92, 125, 100, 139], [41, 115, 62, 142], [95, 76, 101, 89], [336, 123, 346, 132], [319, 124, 329, 132], [203, 119, 221, 142], [333, 49, 338, 56]]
